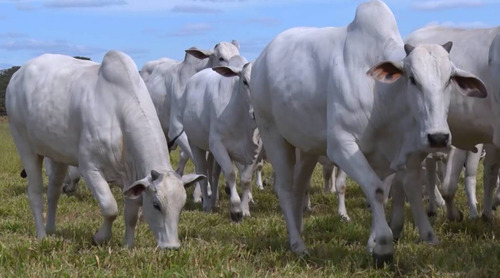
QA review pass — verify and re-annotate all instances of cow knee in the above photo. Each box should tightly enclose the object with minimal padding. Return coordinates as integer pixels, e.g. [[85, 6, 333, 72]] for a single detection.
[[101, 199, 119, 220]]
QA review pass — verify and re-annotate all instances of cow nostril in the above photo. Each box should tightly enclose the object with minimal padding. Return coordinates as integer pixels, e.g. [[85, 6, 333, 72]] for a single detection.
[[427, 133, 449, 148]]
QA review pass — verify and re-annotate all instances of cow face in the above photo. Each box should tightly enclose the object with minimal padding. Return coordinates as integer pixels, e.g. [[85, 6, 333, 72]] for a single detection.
[[123, 170, 205, 249], [210, 41, 241, 67], [368, 42, 487, 151]]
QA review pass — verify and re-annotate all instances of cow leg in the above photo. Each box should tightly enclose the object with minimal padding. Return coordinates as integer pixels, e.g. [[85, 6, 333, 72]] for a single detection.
[[258, 123, 307, 254], [211, 159, 221, 207], [235, 162, 255, 217], [482, 145, 500, 221], [176, 149, 189, 176], [191, 146, 211, 212], [46, 160, 68, 235], [464, 145, 482, 219], [22, 154, 46, 239], [424, 157, 439, 217], [295, 152, 318, 231], [209, 140, 243, 222], [442, 147, 466, 221], [335, 168, 350, 221], [328, 140, 393, 265], [389, 171, 405, 242], [322, 162, 335, 193], [433, 160, 446, 208], [80, 168, 118, 245], [124, 197, 141, 248], [255, 159, 264, 190], [404, 153, 439, 245], [62, 166, 81, 195]]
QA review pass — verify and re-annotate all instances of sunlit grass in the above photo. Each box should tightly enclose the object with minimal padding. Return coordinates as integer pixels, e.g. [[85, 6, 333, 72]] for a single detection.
[[0, 120, 499, 276]]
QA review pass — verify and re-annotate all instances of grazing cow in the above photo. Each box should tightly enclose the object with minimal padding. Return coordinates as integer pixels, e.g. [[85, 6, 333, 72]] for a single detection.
[[7, 51, 204, 249], [141, 41, 240, 202], [392, 27, 500, 240], [182, 55, 261, 220], [250, 0, 487, 265]]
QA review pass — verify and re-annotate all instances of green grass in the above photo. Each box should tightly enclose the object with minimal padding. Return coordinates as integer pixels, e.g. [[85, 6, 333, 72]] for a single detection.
[[0, 120, 499, 277]]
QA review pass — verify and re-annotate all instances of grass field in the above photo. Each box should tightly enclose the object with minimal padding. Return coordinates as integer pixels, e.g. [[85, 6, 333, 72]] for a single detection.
[[0, 120, 499, 277]]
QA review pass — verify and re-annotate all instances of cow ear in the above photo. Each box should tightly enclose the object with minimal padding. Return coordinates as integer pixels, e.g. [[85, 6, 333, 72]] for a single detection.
[[442, 41, 453, 53], [452, 69, 487, 98], [185, 47, 212, 59], [124, 178, 150, 199], [367, 61, 404, 84], [213, 66, 240, 77], [231, 40, 240, 50], [181, 173, 206, 188], [404, 44, 415, 56]]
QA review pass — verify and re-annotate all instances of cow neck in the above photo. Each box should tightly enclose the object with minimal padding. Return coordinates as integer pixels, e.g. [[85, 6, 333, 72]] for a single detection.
[[180, 54, 211, 87], [222, 77, 250, 127], [221, 77, 258, 164], [119, 90, 172, 183]]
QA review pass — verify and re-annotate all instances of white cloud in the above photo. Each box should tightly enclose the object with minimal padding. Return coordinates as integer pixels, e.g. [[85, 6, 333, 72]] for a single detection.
[[171, 4, 222, 13], [44, 0, 127, 8], [0, 32, 27, 38], [161, 23, 214, 37], [413, 0, 485, 10], [0, 38, 106, 56], [426, 20, 492, 28]]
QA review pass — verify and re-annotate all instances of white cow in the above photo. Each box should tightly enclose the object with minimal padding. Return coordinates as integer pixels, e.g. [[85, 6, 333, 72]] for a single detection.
[[391, 27, 500, 240], [250, 0, 487, 265], [7, 51, 204, 249], [182, 55, 261, 220], [141, 41, 240, 202], [140, 57, 178, 84]]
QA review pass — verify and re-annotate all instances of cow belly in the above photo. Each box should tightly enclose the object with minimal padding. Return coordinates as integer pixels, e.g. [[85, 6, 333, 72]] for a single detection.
[[272, 104, 327, 155]]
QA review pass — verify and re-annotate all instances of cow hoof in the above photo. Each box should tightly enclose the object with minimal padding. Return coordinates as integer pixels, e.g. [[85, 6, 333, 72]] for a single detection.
[[481, 213, 493, 223], [225, 184, 231, 196], [427, 210, 437, 217], [230, 211, 243, 222], [448, 210, 463, 222], [242, 210, 251, 218], [492, 205, 498, 211], [62, 185, 76, 195], [92, 235, 111, 246], [373, 253, 393, 269], [341, 214, 351, 222]]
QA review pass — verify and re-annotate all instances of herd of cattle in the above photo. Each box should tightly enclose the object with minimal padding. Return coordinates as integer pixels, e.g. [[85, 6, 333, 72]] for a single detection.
[[5, 0, 500, 266]]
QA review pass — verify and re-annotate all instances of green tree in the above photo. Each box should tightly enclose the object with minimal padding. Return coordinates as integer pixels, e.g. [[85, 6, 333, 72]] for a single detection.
[[0, 66, 21, 116]]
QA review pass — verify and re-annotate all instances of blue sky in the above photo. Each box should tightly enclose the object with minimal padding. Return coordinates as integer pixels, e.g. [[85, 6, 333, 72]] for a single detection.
[[1, 0, 499, 69]]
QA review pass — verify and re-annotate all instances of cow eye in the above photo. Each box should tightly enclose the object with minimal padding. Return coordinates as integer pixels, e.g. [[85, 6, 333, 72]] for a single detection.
[[243, 80, 249, 86], [219, 57, 224, 62], [152, 201, 161, 212], [409, 76, 416, 85]]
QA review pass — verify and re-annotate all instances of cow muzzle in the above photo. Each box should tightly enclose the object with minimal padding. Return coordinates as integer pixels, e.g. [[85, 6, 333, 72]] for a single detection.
[[427, 133, 450, 148]]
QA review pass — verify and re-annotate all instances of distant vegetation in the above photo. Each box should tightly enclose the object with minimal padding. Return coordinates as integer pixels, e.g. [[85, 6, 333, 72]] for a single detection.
[[0, 66, 20, 116], [0, 56, 91, 116]]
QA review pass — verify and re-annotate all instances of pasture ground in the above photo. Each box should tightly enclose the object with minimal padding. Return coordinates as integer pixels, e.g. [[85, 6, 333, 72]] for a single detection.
[[0, 120, 499, 277]]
